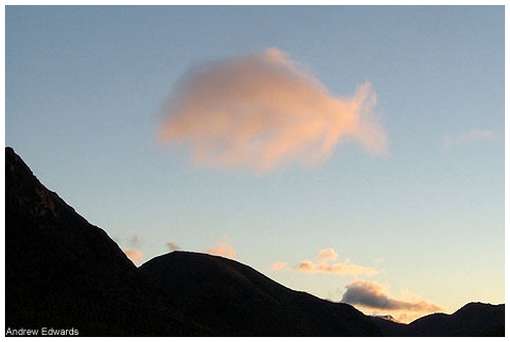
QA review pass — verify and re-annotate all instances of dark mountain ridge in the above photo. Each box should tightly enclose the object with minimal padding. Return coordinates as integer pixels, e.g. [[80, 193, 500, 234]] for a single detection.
[[5, 147, 505, 336], [5, 147, 207, 336], [405, 302, 505, 336], [140, 251, 379, 336]]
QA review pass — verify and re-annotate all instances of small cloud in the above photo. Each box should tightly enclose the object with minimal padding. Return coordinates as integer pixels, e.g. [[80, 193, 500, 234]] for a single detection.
[[159, 48, 387, 172], [341, 280, 441, 313], [443, 129, 496, 147], [206, 241, 236, 259], [122, 235, 144, 265], [123, 249, 144, 265], [297, 259, 377, 276], [166, 241, 180, 252], [297, 260, 315, 272], [271, 261, 288, 271], [318, 247, 338, 262], [129, 235, 142, 247], [285, 248, 377, 276]]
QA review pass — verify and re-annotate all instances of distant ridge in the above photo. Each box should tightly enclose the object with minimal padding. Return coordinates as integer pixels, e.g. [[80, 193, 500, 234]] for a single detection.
[[405, 302, 504, 336], [5, 146, 505, 337]]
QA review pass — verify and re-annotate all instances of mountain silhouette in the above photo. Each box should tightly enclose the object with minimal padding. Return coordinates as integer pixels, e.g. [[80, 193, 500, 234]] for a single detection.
[[5, 147, 207, 336], [140, 251, 379, 336], [371, 302, 505, 337], [404, 302, 505, 337], [4, 147, 505, 337]]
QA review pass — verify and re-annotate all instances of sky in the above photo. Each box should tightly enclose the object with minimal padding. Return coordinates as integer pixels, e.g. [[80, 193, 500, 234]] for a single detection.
[[6, 6, 504, 322]]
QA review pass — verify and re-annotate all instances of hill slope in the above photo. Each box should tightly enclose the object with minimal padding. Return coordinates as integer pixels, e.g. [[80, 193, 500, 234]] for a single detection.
[[5, 147, 206, 336], [140, 251, 380, 336], [405, 302, 505, 337]]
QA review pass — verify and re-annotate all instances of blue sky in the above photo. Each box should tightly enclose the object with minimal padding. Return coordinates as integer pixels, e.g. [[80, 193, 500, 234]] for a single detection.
[[6, 6, 504, 321]]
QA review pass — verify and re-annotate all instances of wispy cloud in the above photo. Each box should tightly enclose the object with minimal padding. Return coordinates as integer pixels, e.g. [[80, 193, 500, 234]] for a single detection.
[[129, 235, 142, 247], [166, 241, 180, 252], [274, 248, 377, 276], [341, 280, 441, 313], [271, 261, 288, 271], [123, 249, 144, 265], [297, 259, 377, 276], [122, 234, 144, 265], [443, 129, 496, 147], [206, 241, 237, 259], [159, 48, 387, 172], [318, 248, 338, 262]]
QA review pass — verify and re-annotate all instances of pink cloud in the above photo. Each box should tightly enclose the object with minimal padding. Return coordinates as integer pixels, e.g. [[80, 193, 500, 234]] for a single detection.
[[123, 249, 143, 265], [271, 261, 288, 271], [275, 248, 377, 276], [318, 247, 338, 262], [207, 242, 236, 259], [297, 259, 377, 276], [159, 48, 387, 172]]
